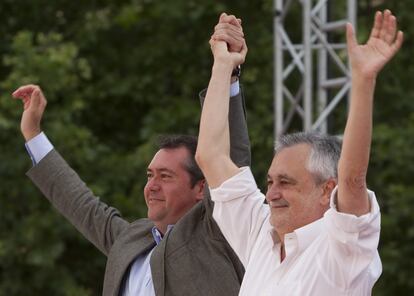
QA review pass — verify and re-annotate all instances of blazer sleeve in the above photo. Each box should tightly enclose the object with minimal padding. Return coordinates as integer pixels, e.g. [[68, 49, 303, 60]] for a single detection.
[[26, 149, 129, 256], [199, 85, 251, 213]]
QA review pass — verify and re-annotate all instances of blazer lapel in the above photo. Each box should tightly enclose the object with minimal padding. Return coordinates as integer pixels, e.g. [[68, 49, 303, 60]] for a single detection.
[[105, 227, 156, 296], [150, 229, 173, 296]]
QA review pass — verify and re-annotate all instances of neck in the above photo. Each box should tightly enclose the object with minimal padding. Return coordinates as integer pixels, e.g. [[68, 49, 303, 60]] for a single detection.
[[155, 223, 168, 235]]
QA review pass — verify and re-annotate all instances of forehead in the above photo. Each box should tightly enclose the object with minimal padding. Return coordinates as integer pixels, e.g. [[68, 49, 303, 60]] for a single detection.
[[268, 143, 312, 177], [148, 147, 190, 172]]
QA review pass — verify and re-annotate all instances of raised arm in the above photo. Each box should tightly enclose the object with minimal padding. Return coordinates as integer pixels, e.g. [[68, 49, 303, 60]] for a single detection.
[[195, 20, 248, 188], [12, 85, 129, 255], [338, 10, 403, 216], [199, 13, 250, 168]]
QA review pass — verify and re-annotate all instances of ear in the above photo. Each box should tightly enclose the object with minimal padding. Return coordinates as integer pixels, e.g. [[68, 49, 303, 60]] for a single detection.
[[195, 179, 206, 201], [320, 179, 337, 206]]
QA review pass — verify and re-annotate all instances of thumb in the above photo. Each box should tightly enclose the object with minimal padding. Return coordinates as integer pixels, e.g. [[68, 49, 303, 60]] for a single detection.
[[346, 23, 358, 51]]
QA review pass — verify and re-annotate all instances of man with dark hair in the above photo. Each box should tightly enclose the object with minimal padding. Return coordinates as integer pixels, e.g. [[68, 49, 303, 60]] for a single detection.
[[156, 135, 204, 187], [12, 13, 249, 296]]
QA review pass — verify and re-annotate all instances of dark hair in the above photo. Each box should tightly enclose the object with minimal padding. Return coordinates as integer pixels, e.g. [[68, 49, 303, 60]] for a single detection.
[[157, 134, 204, 187], [275, 132, 342, 184]]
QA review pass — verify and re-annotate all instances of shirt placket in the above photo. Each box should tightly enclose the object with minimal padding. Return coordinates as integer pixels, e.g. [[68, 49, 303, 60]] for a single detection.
[[273, 232, 298, 286]]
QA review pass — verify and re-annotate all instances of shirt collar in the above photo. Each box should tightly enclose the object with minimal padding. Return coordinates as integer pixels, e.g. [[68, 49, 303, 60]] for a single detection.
[[269, 227, 281, 245], [293, 218, 323, 252], [267, 217, 323, 253], [151, 225, 174, 245]]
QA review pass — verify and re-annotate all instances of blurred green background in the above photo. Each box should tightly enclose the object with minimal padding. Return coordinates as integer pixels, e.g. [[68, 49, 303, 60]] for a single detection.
[[0, 0, 413, 295]]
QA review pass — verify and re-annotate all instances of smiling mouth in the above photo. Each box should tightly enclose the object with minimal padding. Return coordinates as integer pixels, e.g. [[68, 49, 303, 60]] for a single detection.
[[272, 206, 288, 209], [269, 201, 288, 208], [148, 198, 165, 204]]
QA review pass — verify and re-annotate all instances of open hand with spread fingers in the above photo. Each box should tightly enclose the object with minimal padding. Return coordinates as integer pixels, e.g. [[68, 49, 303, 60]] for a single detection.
[[347, 10, 403, 80]]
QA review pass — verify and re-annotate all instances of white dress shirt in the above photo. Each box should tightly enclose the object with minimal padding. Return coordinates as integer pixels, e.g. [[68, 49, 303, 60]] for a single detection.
[[211, 167, 382, 296]]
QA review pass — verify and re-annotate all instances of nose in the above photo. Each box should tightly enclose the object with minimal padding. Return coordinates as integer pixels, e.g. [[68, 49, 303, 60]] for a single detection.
[[266, 184, 282, 202], [145, 177, 161, 192]]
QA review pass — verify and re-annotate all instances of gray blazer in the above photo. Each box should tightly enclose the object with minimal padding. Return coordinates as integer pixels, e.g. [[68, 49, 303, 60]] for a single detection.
[[27, 88, 250, 296]]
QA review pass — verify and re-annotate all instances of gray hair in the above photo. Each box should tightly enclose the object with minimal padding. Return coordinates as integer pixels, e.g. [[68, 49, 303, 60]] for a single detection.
[[274, 132, 341, 184]]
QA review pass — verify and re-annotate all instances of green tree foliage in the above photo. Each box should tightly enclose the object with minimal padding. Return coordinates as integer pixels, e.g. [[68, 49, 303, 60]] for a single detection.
[[0, 0, 413, 294]]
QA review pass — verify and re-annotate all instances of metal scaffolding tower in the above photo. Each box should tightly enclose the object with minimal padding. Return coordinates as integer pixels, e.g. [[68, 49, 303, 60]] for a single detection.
[[273, 0, 357, 139]]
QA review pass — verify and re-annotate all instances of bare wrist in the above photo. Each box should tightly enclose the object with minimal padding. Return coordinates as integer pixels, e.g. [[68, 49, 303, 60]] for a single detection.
[[351, 73, 376, 87], [212, 61, 233, 77], [23, 129, 41, 142], [351, 68, 378, 82]]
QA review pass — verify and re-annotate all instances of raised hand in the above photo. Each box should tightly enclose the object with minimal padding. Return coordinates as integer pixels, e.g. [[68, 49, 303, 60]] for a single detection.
[[213, 12, 244, 53], [210, 13, 247, 71], [209, 36, 247, 71], [347, 10, 403, 80], [12, 84, 47, 141]]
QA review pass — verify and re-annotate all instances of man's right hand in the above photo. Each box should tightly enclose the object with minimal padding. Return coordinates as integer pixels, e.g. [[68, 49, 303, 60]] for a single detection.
[[213, 13, 244, 53], [12, 84, 47, 141]]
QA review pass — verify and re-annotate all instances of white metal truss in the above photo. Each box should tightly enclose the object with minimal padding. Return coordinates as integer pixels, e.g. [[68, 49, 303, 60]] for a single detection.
[[273, 0, 357, 138]]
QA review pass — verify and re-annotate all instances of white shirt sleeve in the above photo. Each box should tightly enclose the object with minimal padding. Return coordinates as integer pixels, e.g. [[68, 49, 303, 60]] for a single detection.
[[230, 80, 240, 97], [210, 167, 269, 266], [25, 132, 54, 165], [322, 187, 382, 284], [324, 187, 380, 246]]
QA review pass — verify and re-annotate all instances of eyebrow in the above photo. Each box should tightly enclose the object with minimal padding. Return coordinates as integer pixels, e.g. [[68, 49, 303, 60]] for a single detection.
[[147, 168, 177, 176], [267, 173, 297, 184]]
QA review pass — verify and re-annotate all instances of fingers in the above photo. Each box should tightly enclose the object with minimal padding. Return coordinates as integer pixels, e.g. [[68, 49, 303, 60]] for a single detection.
[[385, 14, 397, 44], [369, 11, 382, 40], [213, 33, 243, 52], [239, 39, 248, 64], [215, 13, 245, 53], [213, 21, 244, 53], [12, 84, 47, 111], [219, 12, 242, 29], [380, 10, 404, 54], [392, 30, 404, 54], [375, 10, 401, 46], [31, 88, 46, 110], [219, 12, 227, 23], [379, 10, 395, 44], [218, 12, 243, 41], [214, 23, 244, 38], [12, 84, 38, 100]]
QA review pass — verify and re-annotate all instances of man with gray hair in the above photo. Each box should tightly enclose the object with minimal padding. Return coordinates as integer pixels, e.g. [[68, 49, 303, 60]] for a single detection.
[[196, 9, 403, 295], [274, 132, 341, 185]]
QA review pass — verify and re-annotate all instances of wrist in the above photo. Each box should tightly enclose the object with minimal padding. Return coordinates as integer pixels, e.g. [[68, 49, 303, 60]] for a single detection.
[[212, 60, 233, 77], [351, 67, 378, 82], [351, 73, 376, 87], [23, 128, 42, 142]]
